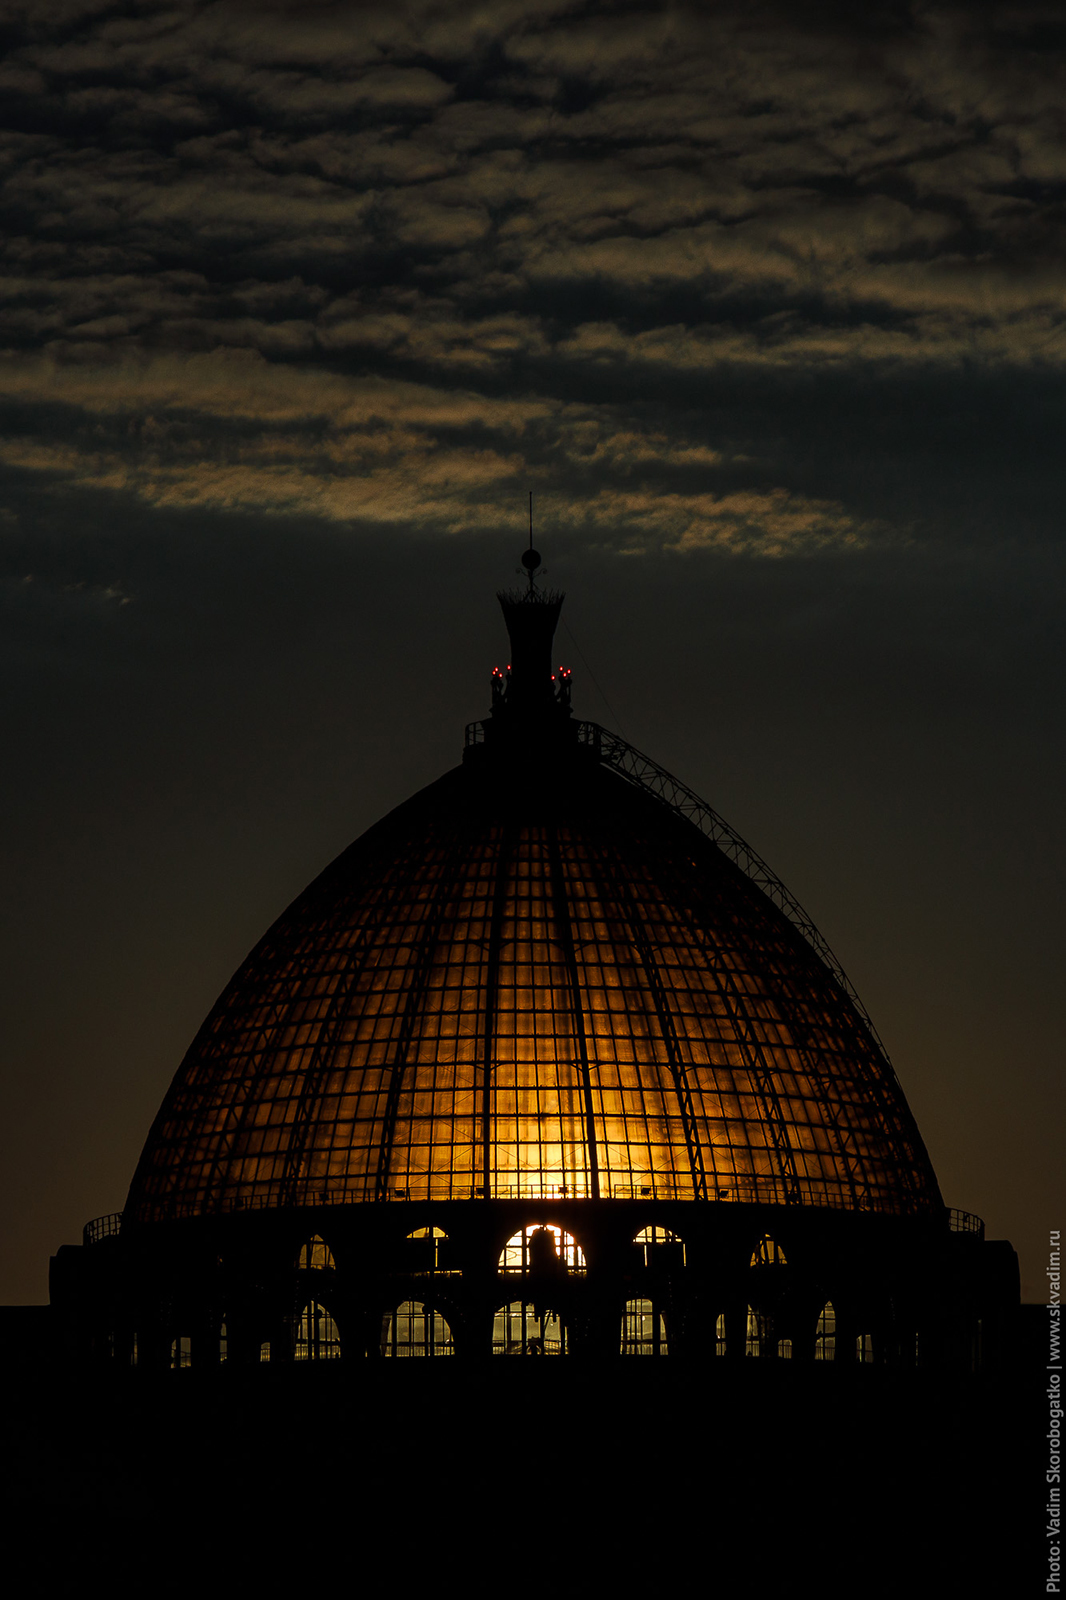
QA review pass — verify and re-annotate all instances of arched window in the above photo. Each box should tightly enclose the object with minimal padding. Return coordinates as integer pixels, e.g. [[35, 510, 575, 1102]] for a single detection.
[[381, 1301, 454, 1357], [750, 1234, 787, 1268], [633, 1226, 685, 1270], [492, 1301, 566, 1356], [856, 1332, 874, 1364], [621, 1298, 668, 1355], [259, 1342, 271, 1363], [297, 1235, 336, 1272], [745, 1306, 765, 1358], [403, 1226, 455, 1275], [170, 1336, 192, 1369], [219, 1320, 228, 1363], [777, 1338, 792, 1360], [498, 1224, 586, 1275], [295, 1301, 342, 1361], [815, 1301, 836, 1361], [715, 1313, 727, 1357]]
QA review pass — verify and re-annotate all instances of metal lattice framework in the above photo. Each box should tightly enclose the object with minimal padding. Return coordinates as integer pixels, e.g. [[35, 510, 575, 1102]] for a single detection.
[[573, 721, 897, 1072], [466, 718, 895, 1078], [125, 717, 942, 1226]]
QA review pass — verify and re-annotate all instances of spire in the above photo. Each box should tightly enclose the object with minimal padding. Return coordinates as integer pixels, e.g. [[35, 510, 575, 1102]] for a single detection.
[[484, 514, 574, 747]]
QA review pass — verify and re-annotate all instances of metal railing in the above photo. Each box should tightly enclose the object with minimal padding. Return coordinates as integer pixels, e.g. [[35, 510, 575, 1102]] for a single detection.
[[948, 1208, 985, 1239], [153, 1179, 930, 1213], [83, 1212, 123, 1245]]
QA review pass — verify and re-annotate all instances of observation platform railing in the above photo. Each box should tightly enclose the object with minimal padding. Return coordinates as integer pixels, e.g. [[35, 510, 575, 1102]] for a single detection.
[[947, 1208, 985, 1239], [101, 1180, 960, 1218], [83, 1212, 123, 1245]]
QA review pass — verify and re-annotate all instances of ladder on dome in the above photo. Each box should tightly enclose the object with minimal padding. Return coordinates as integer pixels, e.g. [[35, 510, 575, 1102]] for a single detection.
[[573, 720, 898, 1079]]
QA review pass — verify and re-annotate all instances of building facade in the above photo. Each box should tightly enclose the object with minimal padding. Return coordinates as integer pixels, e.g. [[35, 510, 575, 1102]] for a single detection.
[[52, 565, 1018, 1371]]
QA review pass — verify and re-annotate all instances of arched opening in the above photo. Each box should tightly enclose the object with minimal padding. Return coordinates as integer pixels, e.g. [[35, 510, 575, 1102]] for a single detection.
[[295, 1301, 342, 1361], [633, 1226, 685, 1269], [403, 1226, 455, 1276], [621, 1298, 668, 1355], [381, 1301, 454, 1357], [297, 1235, 336, 1272], [715, 1312, 727, 1357], [259, 1342, 271, 1363], [856, 1332, 874, 1364], [170, 1336, 192, 1369], [777, 1338, 792, 1360], [492, 1301, 566, 1355], [750, 1234, 787, 1268], [815, 1301, 836, 1361], [219, 1319, 228, 1363], [745, 1306, 767, 1358], [498, 1224, 586, 1275]]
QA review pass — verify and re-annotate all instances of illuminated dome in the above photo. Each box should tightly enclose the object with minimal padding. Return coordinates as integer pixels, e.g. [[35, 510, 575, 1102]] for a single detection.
[[127, 583, 939, 1227]]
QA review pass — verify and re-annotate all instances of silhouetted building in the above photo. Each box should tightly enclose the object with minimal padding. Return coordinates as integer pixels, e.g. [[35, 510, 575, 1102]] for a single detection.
[[52, 558, 1018, 1373]]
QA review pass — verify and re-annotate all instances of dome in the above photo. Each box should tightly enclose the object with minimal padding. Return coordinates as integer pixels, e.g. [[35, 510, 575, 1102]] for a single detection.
[[127, 583, 940, 1227]]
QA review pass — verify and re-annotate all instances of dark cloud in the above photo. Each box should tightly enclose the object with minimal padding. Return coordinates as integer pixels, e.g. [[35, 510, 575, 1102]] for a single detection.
[[0, 0, 1062, 551]]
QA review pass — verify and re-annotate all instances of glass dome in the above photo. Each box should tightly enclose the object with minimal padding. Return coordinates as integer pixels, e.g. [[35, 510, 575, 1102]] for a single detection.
[[126, 680, 940, 1224]]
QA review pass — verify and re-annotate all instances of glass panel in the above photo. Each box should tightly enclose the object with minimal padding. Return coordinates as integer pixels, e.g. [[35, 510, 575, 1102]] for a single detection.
[[815, 1302, 836, 1361], [128, 802, 942, 1224], [750, 1233, 787, 1267], [381, 1300, 454, 1357], [297, 1235, 336, 1271], [621, 1297, 667, 1355], [492, 1300, 566, 1355], [295, 1301, 342, 1360], [633, 1225, 685, 1269], [499, 1224, 586, 1274], [403, 1226, 456, 1275]]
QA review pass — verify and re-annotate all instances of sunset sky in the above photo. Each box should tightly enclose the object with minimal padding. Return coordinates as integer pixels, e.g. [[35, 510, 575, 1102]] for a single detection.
[[1, 0, 1061, 1301]]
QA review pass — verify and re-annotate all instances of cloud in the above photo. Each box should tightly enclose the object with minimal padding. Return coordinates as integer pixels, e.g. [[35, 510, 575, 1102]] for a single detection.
[[0, 1, 1062, 558]]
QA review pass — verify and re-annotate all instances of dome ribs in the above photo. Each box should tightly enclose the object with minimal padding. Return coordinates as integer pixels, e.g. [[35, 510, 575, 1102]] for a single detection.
[[364, 826, 481, 1205], [580, 833, 709, 1203], [671, 857, 869, 1213], [128, 896, 358, 1218], [700, 862, 935, 1214], [545, 827, 601, 1200], [130, 928, 346, 1220], [221, 830, 442, 1215], [126, 728, 942, 1223], [582, 729, 941, 1217], [583, 723, 901, 1080], [478, 819, 514, 1200], [484, 825, 598, 1200], [633, 865, 804, 1207]]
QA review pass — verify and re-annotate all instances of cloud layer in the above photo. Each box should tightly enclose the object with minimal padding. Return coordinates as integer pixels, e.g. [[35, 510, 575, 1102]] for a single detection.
[[0, 1, 1064, 551]]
